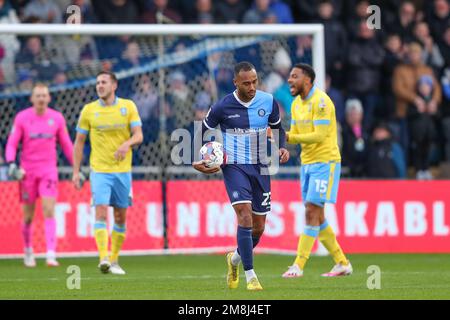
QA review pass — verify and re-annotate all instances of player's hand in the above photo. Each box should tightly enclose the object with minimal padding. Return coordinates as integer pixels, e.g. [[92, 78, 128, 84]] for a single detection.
[[72, 171, 82, 190], [7, 163, 25, 181], [115, 142, 130, 161], [279, 148, 290, 164], [193, 160, 220, 174]]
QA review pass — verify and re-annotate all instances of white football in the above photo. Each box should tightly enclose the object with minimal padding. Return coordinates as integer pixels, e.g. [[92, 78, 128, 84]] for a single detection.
[[199, 141, 226, 168]]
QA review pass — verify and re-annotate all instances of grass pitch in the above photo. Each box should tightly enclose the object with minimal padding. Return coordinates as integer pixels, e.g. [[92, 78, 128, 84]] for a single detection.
[[0, 254, 449, 300]]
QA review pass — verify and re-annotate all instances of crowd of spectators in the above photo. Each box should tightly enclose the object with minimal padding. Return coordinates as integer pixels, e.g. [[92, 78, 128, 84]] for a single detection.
[[0, 0, 449, 180]]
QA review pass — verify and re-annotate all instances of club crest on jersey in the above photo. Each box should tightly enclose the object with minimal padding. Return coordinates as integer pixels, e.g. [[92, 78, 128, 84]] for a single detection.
[[120, 107, 127, 116], [258, 109, 266, 117], [48, 118, 54, 126]]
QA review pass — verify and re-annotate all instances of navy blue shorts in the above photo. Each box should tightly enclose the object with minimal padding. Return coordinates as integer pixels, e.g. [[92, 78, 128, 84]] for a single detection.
[[222, 164, 271, 215]]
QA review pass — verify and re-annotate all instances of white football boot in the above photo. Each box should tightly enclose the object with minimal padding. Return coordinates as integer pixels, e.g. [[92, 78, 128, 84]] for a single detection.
[[110, 263, 126, 275], [321, 261, 353, 277], [282, 264, 304, 278]]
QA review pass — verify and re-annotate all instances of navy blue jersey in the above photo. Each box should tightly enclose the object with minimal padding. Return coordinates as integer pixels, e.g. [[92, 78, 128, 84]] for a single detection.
[[203, 90, 285, 165]]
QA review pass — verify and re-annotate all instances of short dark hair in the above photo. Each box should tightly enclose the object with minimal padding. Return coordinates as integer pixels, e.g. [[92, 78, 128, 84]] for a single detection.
[[294, 63, 316, 83], [96, 70, 118, 83], [234, 61, 256, 76]]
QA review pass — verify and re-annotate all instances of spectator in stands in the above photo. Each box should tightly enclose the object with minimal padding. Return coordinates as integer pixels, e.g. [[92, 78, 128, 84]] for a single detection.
[[214, 0, 248, 23], [347, 20, 385, 132], [387, 1, 417, 43], [268, 0, 294, 23], [243, 0, 277, 24], [346, 0, 371, 41], [392, 42, 442, 155], [132, 74, 161, 143], [382, 33, 406, 119], [294, 35, 313, 64], [166, 70, 193, 130], [262, 47, 292, 115], [193, 78, 214, 121], [16, 36, 60, 82], [189, 0, 214, 24], [141, 0, 182, 24], [426, 0, 449, 47], [53, 71, 67, 85], [132, 74, 159, 122], [23, 0, 62, 23], [91, 0, 141, 24], [296, 0, 342, 22], [315, 0, 347, 89], [16, 35, 43, 65], [441, 26, 450, 67], [0, 0, 20, 84], [441, 67, 450, 164], [407, 75, 439, 179], [17, 69, 34, 91], [341, 98, 369, 177], [115, 41, 145, 71], [326, 74, 345, 125], [367, 122, 406, 179], [413, 21, 445, 74]]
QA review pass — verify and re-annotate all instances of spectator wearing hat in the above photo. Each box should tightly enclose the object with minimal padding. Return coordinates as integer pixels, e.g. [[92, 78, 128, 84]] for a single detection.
[[341, 98, 369, 177]]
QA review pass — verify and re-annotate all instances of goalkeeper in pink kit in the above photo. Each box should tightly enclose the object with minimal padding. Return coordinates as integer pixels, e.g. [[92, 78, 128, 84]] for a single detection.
[[5, 83, 74, 267]]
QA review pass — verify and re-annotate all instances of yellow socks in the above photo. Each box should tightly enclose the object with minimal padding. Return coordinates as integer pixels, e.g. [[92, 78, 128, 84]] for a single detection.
[[319, 220, 348, 266], [94, 221, 109, 261], [294, 225, 320, 270], [110, 224, 126, 263]]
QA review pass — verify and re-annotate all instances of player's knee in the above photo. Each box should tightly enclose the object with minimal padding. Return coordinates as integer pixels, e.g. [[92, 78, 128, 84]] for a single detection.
[[305, 203, 321, 224], [236, 210, 252, 227], [95, 205, 109, 220]]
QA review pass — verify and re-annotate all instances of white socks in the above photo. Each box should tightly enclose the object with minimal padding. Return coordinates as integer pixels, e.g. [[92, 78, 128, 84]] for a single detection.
[[231, 250, 241, 266], [244, 269, 257, 282]]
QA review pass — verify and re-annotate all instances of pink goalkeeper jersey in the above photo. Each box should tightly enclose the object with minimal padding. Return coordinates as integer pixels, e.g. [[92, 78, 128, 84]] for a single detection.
[[5, 107, 73, 172]]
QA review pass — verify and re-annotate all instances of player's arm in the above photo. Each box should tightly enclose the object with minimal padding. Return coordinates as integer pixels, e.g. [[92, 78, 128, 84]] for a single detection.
[[115, 102, 143, 161], [57, 114, 74, 165], [287, 97, 331, 145], [5, 115, 25, 180], [193, 105, 221, 174], [268, 99, 289, 163], [72, 107, 89, 189]]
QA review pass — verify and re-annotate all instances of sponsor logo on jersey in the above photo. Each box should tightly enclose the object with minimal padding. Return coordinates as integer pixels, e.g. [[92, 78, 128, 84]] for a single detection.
[[227, 114, 240, 119]]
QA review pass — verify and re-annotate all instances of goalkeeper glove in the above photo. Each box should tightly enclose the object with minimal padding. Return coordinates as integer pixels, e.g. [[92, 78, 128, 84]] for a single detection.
[[8, 163, 26, 181]]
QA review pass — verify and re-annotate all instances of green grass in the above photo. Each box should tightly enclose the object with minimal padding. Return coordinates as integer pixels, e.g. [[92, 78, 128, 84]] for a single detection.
[[0, 254, 449, 299]]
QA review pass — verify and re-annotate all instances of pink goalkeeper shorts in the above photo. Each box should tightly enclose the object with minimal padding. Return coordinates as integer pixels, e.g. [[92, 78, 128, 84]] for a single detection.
[[19, 169, 58, 204]]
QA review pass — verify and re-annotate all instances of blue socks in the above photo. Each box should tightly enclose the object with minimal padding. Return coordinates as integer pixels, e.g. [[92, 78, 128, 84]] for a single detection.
[[237, 225, 253, 271]]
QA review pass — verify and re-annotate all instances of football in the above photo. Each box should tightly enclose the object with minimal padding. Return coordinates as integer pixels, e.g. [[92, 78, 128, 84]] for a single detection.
[[199, 141, 226, 168]]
